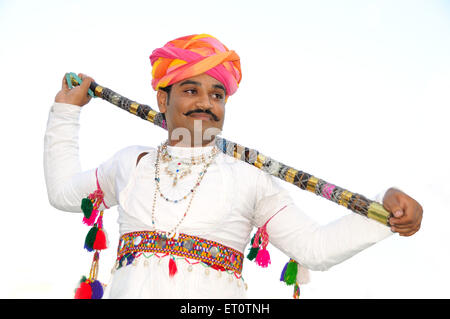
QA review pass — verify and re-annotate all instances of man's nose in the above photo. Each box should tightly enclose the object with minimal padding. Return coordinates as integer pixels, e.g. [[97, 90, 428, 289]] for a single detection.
[[195, 92, 213, 109]]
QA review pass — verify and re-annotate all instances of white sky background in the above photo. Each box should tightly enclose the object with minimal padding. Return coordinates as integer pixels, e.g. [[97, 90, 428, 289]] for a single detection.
[[0, 0, 449, 298]]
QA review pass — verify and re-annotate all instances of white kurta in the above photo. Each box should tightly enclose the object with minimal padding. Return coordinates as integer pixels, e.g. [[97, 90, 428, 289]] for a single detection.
[[44, 102, 393, 298]]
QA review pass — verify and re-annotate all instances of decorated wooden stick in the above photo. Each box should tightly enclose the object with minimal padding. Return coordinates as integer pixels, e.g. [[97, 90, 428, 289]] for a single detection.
[[67, 73, 391, 226]]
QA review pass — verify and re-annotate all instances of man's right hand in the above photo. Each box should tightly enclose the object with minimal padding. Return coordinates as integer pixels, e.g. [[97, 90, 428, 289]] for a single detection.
[[55, 73, 94, 107]]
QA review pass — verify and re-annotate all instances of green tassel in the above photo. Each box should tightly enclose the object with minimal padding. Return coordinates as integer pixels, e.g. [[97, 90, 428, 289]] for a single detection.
[[246, 233, 262, 261], [81, 198, 94, 218], [247, 247, 259, 261], [284, 260, 298, 285], [84, 225, 98, 251]]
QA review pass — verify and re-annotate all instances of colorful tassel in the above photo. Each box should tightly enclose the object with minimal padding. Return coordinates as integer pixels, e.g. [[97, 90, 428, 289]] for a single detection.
[[82, 209, 99, 226], [90, 280, 104, 299], [246, 247, 259, 261], [246, 233, 261, 261], [74, 280, 92, 299], [84, 226, 98, 252], [93, 228, 107, 250], [283, 259, 298, 285], [74, 278, 104, 299], [81, 198, 94, 218], [248, 223, 270, 268], [255, 248, 271, 268], [76, 169, 109, 300], [280, 259, 305, 299], [169, 257, 178, 277]]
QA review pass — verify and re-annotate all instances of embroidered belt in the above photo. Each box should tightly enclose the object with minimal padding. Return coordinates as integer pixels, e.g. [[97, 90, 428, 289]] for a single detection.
[[116, 231, 244, 274]]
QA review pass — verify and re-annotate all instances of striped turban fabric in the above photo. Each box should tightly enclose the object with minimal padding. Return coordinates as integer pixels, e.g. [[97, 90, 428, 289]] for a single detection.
[[150, 34, 242, 96]]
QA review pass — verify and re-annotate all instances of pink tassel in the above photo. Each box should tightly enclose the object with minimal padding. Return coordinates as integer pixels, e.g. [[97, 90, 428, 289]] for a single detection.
[[254, 223, 271, 268], [83, 209, 99, 226], [255, 248, 271, 268]]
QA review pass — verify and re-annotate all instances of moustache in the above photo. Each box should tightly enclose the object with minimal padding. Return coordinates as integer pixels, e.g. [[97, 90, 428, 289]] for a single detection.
[[183, 109, 220, 122]]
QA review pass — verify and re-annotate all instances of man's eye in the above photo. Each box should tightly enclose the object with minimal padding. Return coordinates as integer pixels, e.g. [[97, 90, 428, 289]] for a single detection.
[[185, 89, 197, 94], [213, 93, 224, 100]]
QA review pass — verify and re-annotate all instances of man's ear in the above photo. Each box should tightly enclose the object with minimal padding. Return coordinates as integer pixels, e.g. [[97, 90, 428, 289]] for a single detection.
[[157, 90, 168, 113]]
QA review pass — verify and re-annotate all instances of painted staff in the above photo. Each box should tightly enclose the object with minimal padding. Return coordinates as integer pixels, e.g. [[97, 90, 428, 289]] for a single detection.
[[66, 73, 391, 226]]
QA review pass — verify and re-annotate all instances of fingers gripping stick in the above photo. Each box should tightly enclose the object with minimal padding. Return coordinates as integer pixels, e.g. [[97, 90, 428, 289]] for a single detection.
[[65, 72, 95, 98]]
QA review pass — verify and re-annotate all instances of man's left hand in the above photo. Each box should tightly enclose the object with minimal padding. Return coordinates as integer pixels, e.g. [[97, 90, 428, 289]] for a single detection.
[[382, 188, 423, 236]]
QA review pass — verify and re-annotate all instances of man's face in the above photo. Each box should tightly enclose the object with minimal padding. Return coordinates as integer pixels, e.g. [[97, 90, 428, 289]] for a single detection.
[[157, 73, 227, 146]]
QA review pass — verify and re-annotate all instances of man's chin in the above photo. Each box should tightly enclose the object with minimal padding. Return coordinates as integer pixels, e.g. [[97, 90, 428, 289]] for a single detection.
[[169, 126, 222, 147]]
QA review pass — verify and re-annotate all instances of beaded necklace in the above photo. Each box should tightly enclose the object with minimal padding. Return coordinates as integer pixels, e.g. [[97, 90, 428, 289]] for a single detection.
[[160, 142, 217, 186], [151, 141, 219, 238]]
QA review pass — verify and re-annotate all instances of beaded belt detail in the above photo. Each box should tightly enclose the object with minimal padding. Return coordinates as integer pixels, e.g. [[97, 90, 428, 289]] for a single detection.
[[116, 231, 244, 274]]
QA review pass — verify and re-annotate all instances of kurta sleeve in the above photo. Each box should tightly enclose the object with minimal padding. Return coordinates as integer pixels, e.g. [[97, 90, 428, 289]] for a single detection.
[[252, 169, 393, 271], [43, 102, 118, 212]]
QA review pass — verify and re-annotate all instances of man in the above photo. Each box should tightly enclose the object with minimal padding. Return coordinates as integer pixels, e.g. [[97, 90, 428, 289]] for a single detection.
[[45, 34, 422, 298]]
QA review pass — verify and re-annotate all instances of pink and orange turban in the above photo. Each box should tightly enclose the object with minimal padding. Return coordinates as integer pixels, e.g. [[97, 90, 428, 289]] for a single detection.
[[150, 34, 242, 96]]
